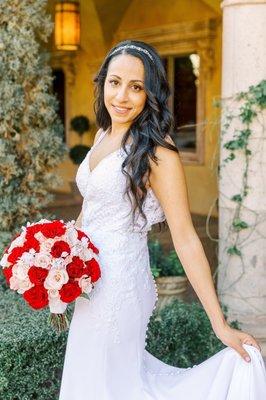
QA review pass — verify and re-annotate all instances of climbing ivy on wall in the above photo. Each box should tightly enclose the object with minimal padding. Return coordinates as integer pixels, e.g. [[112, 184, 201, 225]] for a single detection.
[[218, 80, 266, 258]]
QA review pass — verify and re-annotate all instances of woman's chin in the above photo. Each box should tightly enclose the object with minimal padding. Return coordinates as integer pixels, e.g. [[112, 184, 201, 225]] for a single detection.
[[110, 114, 133, 125]]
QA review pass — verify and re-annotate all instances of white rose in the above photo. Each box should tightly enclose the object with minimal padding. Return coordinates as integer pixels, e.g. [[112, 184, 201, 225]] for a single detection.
[[44, 268, 69, 290], [66, 227, 78, 246], [20, 250, 36, 266], [51, 258, 66, 269], [70, 243, 83, 257], [34, 231, 46, 243], [17, 277, 34, 294], [78, 275, 93, 295], [34, 253, 52, 269], [0, 253, 10, 268], [65, 220, 76, 229], [9, 276, 19, 291], [9, 233, 26, 251], [81, 237, 89, 247], [82, 248, 94, 262], [12, 263, 29, 280], [40, 238, 55, 254]]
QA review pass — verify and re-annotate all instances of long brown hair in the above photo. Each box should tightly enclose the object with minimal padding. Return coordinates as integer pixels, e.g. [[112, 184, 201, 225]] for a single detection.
[[93, 39, 179, 228]]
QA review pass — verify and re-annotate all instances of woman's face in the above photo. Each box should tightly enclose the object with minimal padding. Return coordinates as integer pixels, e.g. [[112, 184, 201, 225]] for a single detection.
[[104, 54, 147, 130]]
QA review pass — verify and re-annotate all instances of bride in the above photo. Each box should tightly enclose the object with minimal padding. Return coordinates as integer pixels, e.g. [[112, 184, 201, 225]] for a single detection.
[[59, 40, 266, 399]]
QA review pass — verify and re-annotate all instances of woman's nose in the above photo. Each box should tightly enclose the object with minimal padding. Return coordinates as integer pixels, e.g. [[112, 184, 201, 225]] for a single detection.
[[115, 85, 128, 102]]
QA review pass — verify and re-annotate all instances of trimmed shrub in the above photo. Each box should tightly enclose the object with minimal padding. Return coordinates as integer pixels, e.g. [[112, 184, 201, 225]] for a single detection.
[[146, 299, 239, 368], [0, 287, 72, 400]]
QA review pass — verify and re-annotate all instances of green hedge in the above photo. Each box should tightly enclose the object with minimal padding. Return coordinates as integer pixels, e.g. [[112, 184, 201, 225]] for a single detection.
[[146, 299, 238, 368], [0, 287, 70, 400], [0, 288, 238, 399]]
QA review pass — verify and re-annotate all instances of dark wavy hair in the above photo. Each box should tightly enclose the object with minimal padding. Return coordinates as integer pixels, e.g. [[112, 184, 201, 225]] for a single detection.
[[93, 39, 179, 228]]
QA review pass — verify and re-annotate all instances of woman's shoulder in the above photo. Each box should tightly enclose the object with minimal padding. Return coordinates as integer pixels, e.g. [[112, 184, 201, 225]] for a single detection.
[[150, 135, 179, 168]]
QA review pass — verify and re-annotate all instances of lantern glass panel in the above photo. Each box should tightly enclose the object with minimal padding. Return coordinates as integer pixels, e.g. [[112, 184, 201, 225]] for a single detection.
[[55, 2, 80, 51]]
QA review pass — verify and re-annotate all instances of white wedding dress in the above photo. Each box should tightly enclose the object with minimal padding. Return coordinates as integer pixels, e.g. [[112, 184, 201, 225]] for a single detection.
[[59, 129, 266, 400]]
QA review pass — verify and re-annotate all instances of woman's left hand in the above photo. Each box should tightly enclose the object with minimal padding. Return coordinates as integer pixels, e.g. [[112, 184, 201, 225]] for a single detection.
[[214, 323, 261, 363]]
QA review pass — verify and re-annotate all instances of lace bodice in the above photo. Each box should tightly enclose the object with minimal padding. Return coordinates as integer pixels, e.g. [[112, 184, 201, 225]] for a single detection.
[[75, 129, 165, 235]]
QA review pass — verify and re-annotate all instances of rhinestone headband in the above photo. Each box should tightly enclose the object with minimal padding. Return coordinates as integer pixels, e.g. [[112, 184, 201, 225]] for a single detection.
[[109, 44, 154, 61]]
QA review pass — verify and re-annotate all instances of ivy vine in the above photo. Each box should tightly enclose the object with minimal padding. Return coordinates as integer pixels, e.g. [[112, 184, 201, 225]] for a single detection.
[[219, 79, 266, 258]]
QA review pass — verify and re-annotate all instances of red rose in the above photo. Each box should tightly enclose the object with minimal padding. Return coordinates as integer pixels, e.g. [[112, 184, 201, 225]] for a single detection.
[[88, 242, 99, 254], [24, 237, 40, 252], [26, 223, 44, 239], [59, 281, 81, 303], [77, 229, 89, 241], [40, 220, 66, 239], [28, 266, 49, 285], [7, 246, 25, 264], [66, 256, 84, 279], [50, 240, 70, 258], [84, 258, 101, 282], [2, 266, 13, 284], [23, 285, 49, 310]]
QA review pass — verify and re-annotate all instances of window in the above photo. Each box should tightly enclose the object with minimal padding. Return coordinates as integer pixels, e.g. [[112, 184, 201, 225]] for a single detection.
[[162, 54, 200, 157]]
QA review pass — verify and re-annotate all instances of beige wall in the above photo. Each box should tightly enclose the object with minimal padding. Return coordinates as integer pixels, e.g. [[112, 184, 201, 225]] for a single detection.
[[50, 0, 222, 218]]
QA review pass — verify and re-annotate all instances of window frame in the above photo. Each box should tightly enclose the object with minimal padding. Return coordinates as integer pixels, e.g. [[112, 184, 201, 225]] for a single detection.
[[162, 53, 203, 163]]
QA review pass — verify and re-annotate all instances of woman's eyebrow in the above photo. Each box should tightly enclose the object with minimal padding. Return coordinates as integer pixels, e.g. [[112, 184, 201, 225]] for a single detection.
[[109, 74, 144, 83]]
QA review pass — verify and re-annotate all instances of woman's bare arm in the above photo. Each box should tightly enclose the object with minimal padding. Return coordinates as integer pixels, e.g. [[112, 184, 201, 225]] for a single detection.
[[148, 137, 260, 361]]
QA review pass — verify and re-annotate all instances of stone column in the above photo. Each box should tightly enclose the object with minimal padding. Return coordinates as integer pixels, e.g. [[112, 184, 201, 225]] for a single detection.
[[218, 0, 266, 354]]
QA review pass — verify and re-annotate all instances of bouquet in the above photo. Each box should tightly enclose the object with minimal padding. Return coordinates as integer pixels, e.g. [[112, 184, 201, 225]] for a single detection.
[[0, 219, 101, 331]]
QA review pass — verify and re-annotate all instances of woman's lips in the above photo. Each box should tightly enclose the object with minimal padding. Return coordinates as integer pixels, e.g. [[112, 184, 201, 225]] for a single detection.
[[112, 105, 132, 115]]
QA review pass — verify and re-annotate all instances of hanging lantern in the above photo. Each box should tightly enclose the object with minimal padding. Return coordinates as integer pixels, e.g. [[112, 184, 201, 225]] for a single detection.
[[55, 1, 80, 51]]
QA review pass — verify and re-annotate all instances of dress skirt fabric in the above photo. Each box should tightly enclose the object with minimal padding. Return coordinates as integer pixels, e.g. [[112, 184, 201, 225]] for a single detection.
[[59, 128, 266, 399], [59, 230, 266, 400]]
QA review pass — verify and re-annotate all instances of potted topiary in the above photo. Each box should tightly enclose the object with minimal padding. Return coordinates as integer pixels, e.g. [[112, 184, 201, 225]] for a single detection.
[[69, 115, 91, 165], [148, 239, 188, 311]]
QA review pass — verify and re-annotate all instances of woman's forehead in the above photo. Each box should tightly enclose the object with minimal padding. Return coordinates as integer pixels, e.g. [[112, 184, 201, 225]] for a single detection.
[[107, 54, 145, 79]]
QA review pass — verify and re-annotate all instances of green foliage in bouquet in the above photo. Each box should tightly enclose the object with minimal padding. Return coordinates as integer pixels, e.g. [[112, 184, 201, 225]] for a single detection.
[[146, 299, 239, 368], [0, 287, 71, 399], [148, 239, 185, 278], [0, 0, 68, 271]]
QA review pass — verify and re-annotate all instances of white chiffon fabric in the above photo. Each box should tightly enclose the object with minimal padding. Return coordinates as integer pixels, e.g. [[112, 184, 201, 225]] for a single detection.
[[59, 129, 266, 400]]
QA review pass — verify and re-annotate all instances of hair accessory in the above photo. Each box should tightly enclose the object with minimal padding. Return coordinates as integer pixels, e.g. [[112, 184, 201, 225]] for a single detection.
[[109, 44, 154, 61]]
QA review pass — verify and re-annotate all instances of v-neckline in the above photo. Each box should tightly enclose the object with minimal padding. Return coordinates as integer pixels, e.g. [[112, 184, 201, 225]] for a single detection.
[[88, 129, 131, 174]]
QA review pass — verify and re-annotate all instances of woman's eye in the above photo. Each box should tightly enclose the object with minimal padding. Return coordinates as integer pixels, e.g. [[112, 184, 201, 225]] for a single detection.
[[109, 80, 119, 86], [132, 85, 142, 91]]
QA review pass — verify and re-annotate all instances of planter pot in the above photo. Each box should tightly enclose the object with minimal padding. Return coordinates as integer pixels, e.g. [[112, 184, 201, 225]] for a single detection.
[[155, 275, 188, 311]]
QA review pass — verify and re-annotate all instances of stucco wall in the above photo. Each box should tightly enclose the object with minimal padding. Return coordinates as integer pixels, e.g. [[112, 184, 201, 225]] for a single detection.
[[50, 0, 222, 218]]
